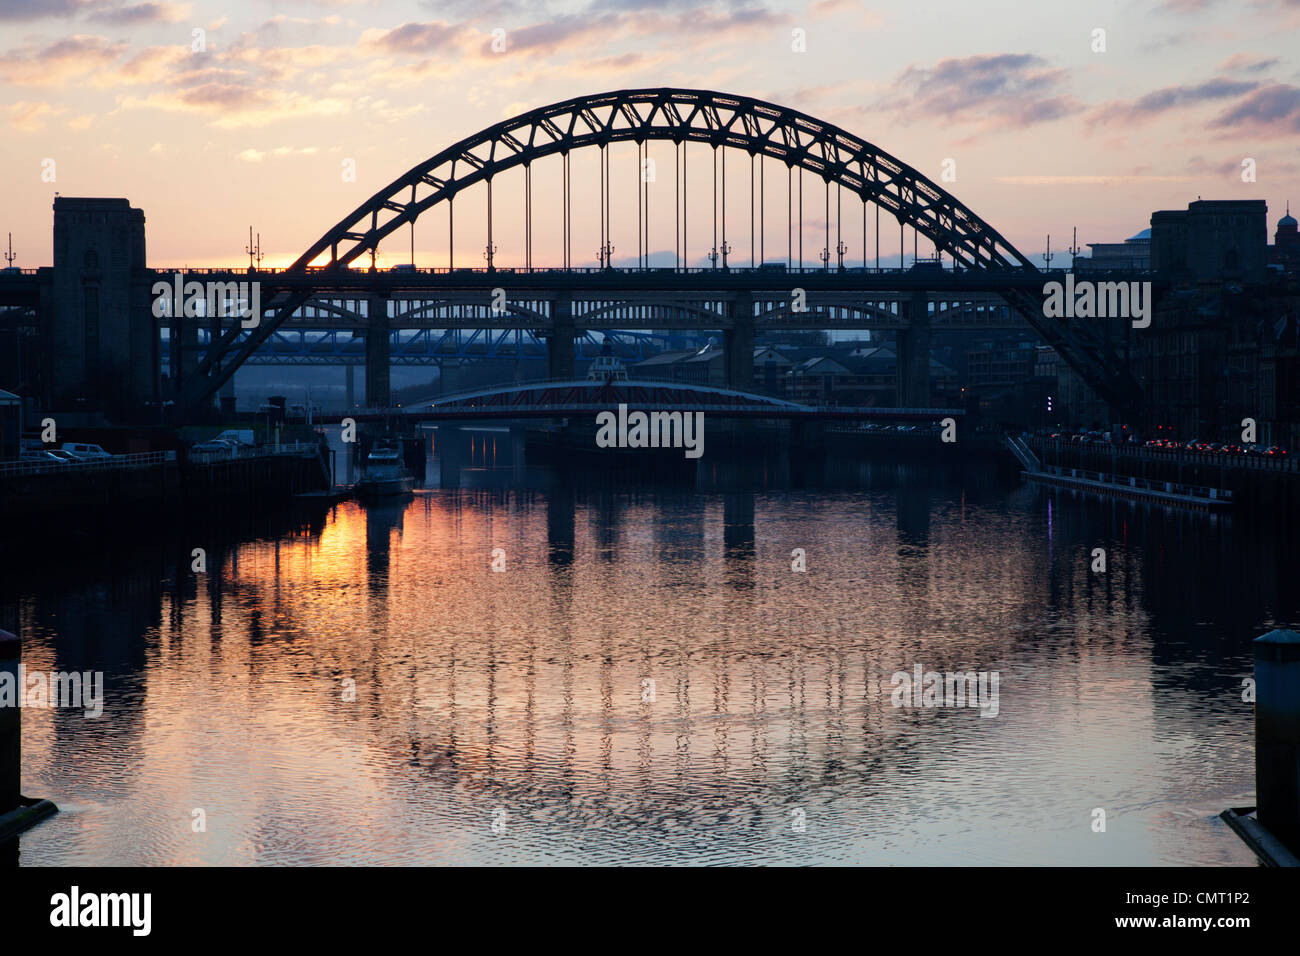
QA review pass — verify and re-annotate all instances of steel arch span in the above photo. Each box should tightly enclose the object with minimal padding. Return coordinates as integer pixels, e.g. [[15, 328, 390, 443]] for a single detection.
[[178, 87, 1141, 416], [342, 378, 963, 422], [294, 87, 1034, 274]]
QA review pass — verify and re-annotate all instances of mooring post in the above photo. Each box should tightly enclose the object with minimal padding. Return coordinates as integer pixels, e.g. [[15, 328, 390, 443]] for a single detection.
[[1255, 627, 1300, 855], [1, 629, 19, 815]]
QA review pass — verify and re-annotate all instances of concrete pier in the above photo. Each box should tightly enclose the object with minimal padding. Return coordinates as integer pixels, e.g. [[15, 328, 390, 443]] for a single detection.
[[0, 628, 59, 843], [548, 293, 575, 380], [1, 629, 18, 814], [895, 290, 930, 407], [1255, 628, 1300, 856], [365, 294, 391, 408], [724, 292, 754, 389]]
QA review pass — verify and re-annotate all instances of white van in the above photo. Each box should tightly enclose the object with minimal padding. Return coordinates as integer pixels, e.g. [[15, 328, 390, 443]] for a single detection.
[[60, 442, 112, 460]]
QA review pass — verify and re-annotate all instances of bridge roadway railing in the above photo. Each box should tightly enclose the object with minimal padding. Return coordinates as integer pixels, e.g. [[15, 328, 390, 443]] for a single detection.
[[354, 404, 962, 419], [148, 264, 1158, 279], [345, 402, 962, 422], [1, 442, 321, 477], [153, 265, 940, 277], [1030, 437, 1297, 475], [415, 375, 805, 404]]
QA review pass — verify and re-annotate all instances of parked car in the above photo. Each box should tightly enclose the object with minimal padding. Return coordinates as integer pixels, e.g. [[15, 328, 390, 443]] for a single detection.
[[191, 440, 233, 456], [60, 442, 111, 460]]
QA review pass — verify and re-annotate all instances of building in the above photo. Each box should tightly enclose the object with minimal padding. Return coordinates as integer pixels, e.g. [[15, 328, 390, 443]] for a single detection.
[[785, 356, 855, 403], [966, 339, 1038, 389], [633, 346, 792, 389], [1269, 205, 1299, 276], [0, 389, 20, 461], [1150, 199, 1268, 284], [46, 197, 158, 420], [754, 346, 793, 391], [1074, 229, 1151, 272]]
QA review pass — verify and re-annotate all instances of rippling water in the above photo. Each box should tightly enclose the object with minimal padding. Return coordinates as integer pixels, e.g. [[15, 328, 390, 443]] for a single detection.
[[4, 433, 1287, 865]]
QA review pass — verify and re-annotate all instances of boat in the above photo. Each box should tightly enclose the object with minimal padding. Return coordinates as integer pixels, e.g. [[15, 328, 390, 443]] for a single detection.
[[586, 342, 629, 382], [356, 437, 415, 497]]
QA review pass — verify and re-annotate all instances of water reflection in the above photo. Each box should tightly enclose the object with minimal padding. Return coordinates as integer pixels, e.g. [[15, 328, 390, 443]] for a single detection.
[[4, 434, 1291, 865]]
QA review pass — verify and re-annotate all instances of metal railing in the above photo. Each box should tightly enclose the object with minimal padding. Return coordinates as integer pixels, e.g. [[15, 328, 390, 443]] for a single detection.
[[0, 450, 175, 479], [151, 265, 956, 277], [1038, 464, 1232, 502], [146, 263, 1103, 279], [3, 443, 322, 476], [1030, 437, 1296, 474], [186, 441, 320, 464], [1005, 434, 1042, 472]]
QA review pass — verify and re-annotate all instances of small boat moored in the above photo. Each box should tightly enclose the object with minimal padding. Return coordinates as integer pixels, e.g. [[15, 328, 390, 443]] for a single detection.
[[356, 437, 415, 497]]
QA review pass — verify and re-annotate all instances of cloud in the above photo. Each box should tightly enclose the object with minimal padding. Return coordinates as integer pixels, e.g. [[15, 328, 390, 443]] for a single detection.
[[367, 3, 788, 70], [92, 44, 194, 86], [1089, 77, 1260, 125], [994, 174, 1196, 185], [809, 0, 884, 23], [86, 1, 188, 25], [1219, 54, 1278, 73], [118, 85, 350, 128], [1208, 83, 1300, 135], [1184, 155, 1249, 177], [492, 14, 624, 56], [238, 146, 319, 162], [0, 34, 128, 86], [886, 53, 1081, 130], [362, 21, 470, 55], [8, 100, 64, 131], [0, 0, 187, 22], [0, 0, 86, 20]]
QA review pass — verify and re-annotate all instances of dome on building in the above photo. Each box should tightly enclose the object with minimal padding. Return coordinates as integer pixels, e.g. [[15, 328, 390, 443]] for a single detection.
[[1280, 211, 1297, 229], [1126, 228, 1151, 242]]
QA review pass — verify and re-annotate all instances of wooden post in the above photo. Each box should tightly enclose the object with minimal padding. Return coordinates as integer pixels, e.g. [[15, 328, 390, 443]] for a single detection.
[[1255, 628, 1300, 855], [0, 629, 19, 814]]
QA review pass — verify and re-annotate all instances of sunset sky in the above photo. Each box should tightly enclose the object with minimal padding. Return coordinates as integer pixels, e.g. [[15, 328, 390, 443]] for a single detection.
[[2, 0, 1298, 269]]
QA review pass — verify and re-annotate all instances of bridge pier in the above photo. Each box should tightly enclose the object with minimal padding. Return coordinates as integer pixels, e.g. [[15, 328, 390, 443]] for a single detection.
[[365, 294, 390, 408], [724, 292, 754, 389], [896, 290, 930, 407], [548, 292, 575, 380]]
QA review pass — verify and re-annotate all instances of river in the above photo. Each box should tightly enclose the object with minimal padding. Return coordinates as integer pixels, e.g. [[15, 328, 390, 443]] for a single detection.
[[5, 426, 1285, 865]]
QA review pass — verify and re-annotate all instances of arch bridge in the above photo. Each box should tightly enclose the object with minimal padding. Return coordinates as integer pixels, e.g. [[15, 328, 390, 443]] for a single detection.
[[325, 378, 964, 424], [170, 88, 1142, 417]]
